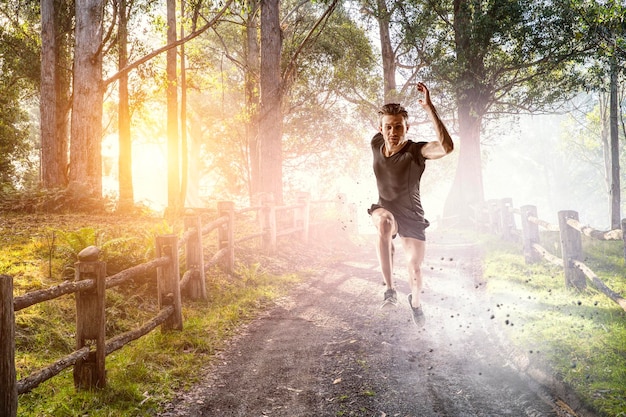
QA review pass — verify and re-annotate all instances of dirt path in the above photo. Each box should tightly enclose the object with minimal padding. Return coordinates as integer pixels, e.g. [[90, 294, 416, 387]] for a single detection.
[[158, 232, 587, 417]]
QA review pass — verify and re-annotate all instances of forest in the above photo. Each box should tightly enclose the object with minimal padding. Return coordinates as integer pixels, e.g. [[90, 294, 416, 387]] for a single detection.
[[2, 1, 626, 416], [0, 0, 625, 227]]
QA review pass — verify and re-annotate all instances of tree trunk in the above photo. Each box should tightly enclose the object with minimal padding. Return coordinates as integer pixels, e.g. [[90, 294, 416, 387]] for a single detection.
[[376, 0, 396, 103], [57, 1, 72, 185], [70, 0, 104, 195], [185, 120, 202, 207], [40, 0, 69, 188], [259, 0, 283, 203], [245, 0, 261, 201], [609, 57, 620, 229], [444, 97, 484, 221], [166, 0, 180, 212], [180, 0, 188, 208], [118, 0, 134, 211], [599, 93, 611, 218], [443, 0, 487, 221]]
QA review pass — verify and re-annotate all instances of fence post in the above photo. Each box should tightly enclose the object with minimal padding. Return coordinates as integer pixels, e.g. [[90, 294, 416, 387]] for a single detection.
[[73, 247, 107, 389], [486, 199, 501, 235], [184, 216, 206, 300], [499, 198, 515, 240], [218, 201, 235, 273], [260, 194, 277, 254], [520, 205, 540, 263], [558, 210, 586, 290], [621, 218, 626, 262], [0, 275, 17, 417], [473, 201, 490, 232], [296, 192, 310, 243], [156, 235, 183, 331]]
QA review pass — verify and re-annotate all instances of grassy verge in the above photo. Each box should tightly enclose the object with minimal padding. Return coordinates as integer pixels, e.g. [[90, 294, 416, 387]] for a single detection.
[[2, 213, 311, 416], [480, 232, 626, 417]]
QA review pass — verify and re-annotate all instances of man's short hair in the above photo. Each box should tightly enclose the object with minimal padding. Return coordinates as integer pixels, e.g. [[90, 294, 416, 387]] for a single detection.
[[378, 103, 409, 124]]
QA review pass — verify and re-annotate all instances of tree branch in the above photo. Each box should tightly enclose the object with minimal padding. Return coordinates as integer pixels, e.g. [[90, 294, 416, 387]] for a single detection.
[[103, 0, 234, 87], [282, 0, 340, 85]]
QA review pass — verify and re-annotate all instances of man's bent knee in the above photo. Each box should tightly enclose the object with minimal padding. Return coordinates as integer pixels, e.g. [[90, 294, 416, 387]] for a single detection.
[[372, 210, 396, 236]]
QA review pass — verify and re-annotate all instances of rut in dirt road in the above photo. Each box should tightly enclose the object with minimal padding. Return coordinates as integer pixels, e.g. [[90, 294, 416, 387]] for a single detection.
[[158, 232, 580, 417]]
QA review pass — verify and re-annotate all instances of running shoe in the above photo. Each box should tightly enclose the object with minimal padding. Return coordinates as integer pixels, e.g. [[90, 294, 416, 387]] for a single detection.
[[382, 288, 398, 307], [407, 294, 425, 327]]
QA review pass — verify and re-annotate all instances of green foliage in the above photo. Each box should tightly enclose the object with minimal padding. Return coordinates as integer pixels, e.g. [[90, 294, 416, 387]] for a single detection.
[[0, 188, 111, 214], [0, 69, 32, 190], [30, 226, 144, 280], [359, 0, 587, 115], [0, 1, 41, 190], [482, 234, 626, 417]]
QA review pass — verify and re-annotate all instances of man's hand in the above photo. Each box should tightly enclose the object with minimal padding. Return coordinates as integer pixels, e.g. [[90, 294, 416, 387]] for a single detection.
[[417, 82, 432, 109]]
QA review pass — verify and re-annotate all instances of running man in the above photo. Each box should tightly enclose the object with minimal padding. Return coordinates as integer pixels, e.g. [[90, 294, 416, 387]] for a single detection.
[[368, 82, 453, 326]]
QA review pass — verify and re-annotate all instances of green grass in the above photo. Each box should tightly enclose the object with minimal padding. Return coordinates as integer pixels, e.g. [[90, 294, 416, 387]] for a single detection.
[[2, 213, 307, 416], [481, 233, 626, 417]]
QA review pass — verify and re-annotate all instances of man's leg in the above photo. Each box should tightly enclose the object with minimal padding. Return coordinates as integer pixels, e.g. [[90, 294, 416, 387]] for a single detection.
[[400, 237, 426, 308], [371, 208, 397, 290]]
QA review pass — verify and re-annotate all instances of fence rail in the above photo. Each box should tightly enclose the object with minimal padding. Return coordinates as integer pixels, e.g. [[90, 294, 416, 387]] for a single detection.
[[473, 199, 626, 313], [0, 193, 355, 417]]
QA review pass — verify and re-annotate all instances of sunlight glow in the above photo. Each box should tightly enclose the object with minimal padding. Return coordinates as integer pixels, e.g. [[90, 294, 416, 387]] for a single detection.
[[102, 134, 168, 211]]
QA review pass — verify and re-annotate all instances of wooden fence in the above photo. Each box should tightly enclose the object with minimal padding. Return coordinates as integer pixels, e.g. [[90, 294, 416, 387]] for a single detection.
[[473, 198, 626, 313], [0, 193, 355, 417]]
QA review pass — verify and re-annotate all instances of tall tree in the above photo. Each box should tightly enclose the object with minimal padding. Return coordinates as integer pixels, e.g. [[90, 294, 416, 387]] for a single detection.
[[69, 0, 104, 195], [573, 0, 626, 228], [259, 0, 283, 203], [244, 0, 261, 199], [117, 0, 134, 211], [180, 0, 189, 207], [166, 0, 180, 212], [256, 0, 342, 203], [609, 57, 620, 228], [381, 0, 587, 220], [376, 0, 397, 102], [40, 0, 67, 188]]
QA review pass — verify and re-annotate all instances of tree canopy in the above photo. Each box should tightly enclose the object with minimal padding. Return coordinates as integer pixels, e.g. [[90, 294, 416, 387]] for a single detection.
[[0, 0, 625, 222]]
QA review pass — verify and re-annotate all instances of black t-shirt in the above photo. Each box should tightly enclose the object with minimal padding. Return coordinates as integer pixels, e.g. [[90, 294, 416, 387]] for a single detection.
[[371, 132, 428, 225]]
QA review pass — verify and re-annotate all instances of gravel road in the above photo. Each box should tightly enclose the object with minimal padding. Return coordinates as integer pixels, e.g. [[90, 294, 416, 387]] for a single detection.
[[157, 231, 595, 417]]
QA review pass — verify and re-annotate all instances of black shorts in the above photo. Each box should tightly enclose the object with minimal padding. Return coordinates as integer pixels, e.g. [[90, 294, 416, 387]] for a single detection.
[[368, 203, 429, 241]]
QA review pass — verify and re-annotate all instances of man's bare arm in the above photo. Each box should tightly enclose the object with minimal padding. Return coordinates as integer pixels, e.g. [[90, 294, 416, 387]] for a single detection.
[[422, 105, 453, 160], [416, 82, 454, 160]]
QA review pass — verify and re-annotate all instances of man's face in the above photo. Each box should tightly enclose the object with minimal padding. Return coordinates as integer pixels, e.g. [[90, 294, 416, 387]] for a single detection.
[[379, 114, 409, 150]]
